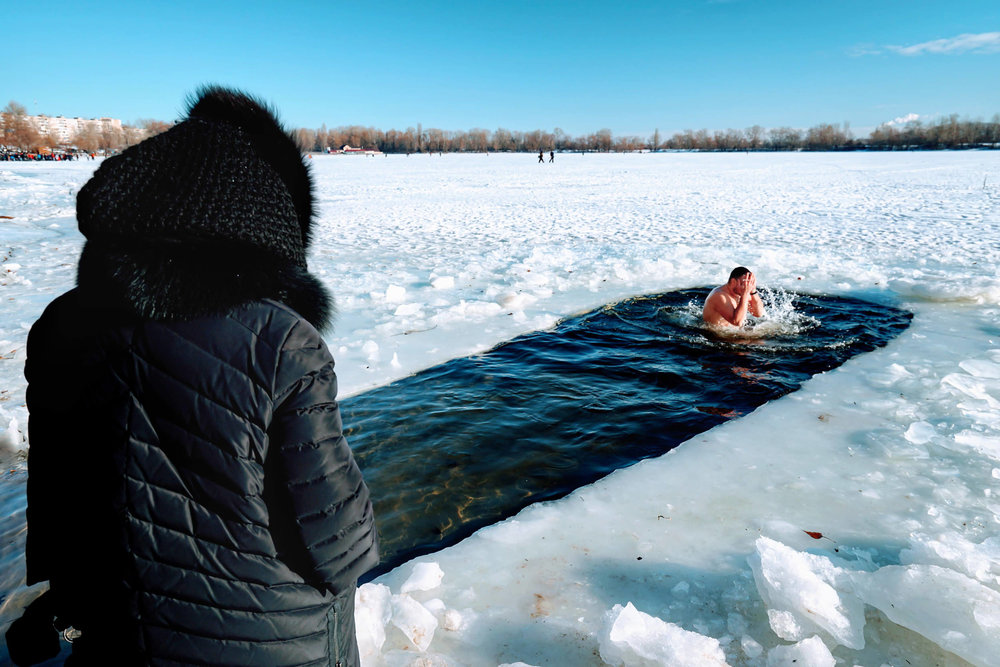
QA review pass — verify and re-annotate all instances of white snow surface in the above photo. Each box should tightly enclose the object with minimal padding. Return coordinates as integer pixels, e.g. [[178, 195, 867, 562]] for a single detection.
[[2, 152, 1000, 666]]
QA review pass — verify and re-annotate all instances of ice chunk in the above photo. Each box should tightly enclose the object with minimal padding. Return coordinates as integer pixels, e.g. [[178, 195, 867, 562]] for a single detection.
[[431, 276, 455, 289], [422, 598, 446, 615], [953, 430, 1000, 460], [740, 635, 763, 659], [440, 608, 463, 632], [901, 533, 1000, 584], [394, 303, 423, 317], [0, 411, 23, 456], [904, 421, 936, 444], [385, 285, 408, 303], [869, 363, 913, 387], [765, 636, 834, 667], [749, 537, 866, 649], [942, 373, 1000, 408], [959, 359, 1000, 378], [850, 564, 1000, 666], [401, 562, 445, 594], [766, 609, 804, 642], [391, 594, 438, 652], [362, 340, 380, 362], [356, 583, 392, 665], [598, 602, 729, 667]]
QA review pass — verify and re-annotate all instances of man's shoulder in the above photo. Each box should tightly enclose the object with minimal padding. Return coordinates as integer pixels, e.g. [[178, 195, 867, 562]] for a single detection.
[[705, 286, 728, 303]]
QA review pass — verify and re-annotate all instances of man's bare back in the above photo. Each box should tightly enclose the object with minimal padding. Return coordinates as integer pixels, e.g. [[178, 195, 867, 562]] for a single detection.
[[703, 267, 765, 328]]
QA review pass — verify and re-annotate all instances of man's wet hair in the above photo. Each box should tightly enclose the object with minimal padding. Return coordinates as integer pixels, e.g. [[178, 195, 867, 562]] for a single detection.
[[729, 266, 750, 282]]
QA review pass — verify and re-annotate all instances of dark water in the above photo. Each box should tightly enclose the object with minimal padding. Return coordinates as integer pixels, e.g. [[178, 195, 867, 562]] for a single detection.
[[344, 288, 913, 578]]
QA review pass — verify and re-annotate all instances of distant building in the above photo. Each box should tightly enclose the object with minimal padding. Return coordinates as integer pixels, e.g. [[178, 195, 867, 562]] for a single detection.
[[24, 114, 147, 145]]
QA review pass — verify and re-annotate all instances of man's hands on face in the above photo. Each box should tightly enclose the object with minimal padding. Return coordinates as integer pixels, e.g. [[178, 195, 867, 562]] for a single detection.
[[740, 272, 756, 296]]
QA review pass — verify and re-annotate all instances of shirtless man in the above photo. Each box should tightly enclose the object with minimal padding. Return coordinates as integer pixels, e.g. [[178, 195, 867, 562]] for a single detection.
[[703, 266, 765, 328]]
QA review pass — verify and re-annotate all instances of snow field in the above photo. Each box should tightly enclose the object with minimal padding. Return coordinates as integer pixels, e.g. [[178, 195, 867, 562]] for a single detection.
[[1, 152, 1000, 665]]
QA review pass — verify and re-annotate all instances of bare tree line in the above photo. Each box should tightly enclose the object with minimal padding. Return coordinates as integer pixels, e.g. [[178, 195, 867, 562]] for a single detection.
[[291, 124, 604, 154], [866, 114, 1000, 150], [293, 115, 1000, 153], [5, 97, 998, 154]]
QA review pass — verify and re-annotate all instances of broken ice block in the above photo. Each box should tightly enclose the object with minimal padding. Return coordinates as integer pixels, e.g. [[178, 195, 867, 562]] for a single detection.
[[391, 594, 439, 652], [598, 602, 729, 667]]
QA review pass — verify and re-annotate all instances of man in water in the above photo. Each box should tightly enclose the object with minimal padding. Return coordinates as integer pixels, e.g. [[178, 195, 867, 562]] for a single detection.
[[703, 266, 765, 327]]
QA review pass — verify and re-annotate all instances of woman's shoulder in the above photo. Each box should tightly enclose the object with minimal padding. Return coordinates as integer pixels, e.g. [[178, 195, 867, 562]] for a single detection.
[[228, 299, 325, 349]]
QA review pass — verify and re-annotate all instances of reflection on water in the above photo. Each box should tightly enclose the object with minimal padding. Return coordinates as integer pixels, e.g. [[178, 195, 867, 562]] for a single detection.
[[345, 288, 913, 577]]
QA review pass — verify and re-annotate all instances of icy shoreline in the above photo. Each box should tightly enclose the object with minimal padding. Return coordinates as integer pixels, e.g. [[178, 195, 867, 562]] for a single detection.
[[1, 152, 999, 665], [361, 301, 1000, 666]]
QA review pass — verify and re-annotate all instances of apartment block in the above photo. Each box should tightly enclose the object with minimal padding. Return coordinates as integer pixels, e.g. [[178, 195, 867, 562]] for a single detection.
[[27, 114, 127, 144]]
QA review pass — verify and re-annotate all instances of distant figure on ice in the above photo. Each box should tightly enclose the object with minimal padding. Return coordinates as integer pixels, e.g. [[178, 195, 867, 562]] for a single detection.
[[538, 149, 544, 163], [549, 150, 554, 163], [703, 266, 765, 328], [8, 87, 378, 666]]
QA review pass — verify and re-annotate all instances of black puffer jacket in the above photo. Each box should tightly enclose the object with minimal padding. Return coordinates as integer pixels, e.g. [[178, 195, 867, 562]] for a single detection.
[[26, 293, 376, 665], [21, 87, 378, 666]]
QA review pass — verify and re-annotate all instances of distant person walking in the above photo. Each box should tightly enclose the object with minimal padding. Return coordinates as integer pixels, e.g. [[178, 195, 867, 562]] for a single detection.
[[8, 87, 378, 666], [538, 149, 544, 163], [549, 150, 554, 163]]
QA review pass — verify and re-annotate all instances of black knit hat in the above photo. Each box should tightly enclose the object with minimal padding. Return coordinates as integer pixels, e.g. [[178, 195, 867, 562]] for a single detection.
[[77, 86, 314, 267]]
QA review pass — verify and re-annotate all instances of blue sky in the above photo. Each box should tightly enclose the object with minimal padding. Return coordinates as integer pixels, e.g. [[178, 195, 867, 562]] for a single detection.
[[4, 1, 999, 137]]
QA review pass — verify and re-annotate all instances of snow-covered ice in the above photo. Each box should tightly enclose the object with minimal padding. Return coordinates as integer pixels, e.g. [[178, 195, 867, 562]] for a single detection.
[[2, 151, 1000, 665]]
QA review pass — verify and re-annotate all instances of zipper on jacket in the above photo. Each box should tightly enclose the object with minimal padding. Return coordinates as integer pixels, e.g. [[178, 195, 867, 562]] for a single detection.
[[328, 604, 341, 667]]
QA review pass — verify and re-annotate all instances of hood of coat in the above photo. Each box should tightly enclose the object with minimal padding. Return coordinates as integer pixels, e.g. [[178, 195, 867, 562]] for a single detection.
[[73, 85, 334, 331]]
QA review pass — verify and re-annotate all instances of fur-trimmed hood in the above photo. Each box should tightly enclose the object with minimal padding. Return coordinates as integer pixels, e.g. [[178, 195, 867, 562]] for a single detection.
[[76, 237, 334, 331], [74, 86, 333, 331]]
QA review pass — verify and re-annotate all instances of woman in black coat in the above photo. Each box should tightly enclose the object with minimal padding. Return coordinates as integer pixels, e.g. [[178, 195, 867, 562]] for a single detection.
[[13, 87, 378, 666]]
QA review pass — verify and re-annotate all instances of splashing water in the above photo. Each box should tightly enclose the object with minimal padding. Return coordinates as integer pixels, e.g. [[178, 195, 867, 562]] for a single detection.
[[666, 286, 825, 344]]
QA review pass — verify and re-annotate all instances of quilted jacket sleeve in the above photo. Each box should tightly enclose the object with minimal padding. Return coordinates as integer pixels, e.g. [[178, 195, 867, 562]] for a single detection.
[[266, 317, 378, 594]]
